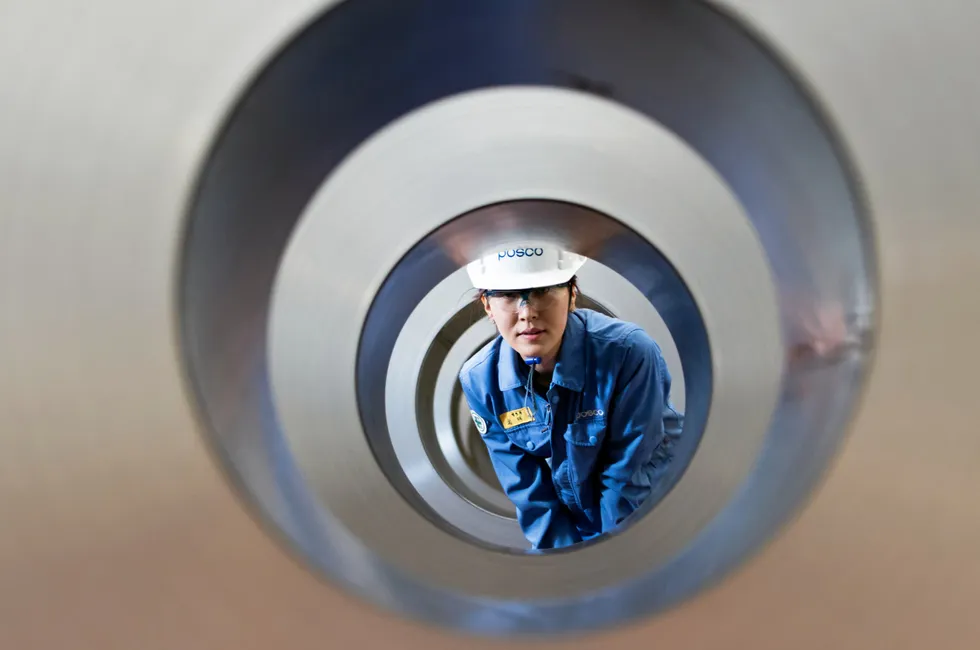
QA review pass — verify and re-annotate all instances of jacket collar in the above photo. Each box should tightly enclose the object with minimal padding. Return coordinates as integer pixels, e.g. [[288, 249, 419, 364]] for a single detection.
[[497, 312, 585, 392]]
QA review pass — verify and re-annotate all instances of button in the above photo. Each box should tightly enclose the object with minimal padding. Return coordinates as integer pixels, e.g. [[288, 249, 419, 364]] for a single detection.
[[550, 395, 559, 405], [527, 441, 535, 450], [589, 435, 597, 444]]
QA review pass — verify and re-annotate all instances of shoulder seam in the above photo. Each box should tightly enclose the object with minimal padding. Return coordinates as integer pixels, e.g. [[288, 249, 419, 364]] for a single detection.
[[587, 322, 642, 343]]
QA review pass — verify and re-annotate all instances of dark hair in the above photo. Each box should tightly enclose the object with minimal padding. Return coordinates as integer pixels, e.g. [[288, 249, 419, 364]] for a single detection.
[[474, 275, 579, 308]]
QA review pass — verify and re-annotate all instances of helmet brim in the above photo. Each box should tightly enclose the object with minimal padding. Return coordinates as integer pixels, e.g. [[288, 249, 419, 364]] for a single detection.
[[467, 260, 586, 291]]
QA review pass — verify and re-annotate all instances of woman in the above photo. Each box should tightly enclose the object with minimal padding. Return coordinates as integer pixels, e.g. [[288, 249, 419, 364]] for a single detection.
[[459, 244, 684, 550]]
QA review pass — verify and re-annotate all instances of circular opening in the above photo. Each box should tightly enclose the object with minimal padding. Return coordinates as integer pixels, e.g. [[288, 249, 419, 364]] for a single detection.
[[374, 200, 703, 551]]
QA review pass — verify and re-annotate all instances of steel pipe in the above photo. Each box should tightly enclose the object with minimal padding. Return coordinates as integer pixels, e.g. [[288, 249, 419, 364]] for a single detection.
[[1, 0, 977, 647]]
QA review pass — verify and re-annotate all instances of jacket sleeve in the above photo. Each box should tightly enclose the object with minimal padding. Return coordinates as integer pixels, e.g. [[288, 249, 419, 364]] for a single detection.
[[599, 329, 683, 532], [459, 378, 582, 550]]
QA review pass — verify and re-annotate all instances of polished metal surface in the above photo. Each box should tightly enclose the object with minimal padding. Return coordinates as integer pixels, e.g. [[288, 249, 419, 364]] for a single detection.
[[1, 0, 978, 647], [433, 313, 517, 514], [202, 0, 853, 626], [266, 92, 780, 610]]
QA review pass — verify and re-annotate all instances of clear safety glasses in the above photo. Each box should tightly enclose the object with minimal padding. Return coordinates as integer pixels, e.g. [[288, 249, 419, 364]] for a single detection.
[[483, 282, 570, 314]]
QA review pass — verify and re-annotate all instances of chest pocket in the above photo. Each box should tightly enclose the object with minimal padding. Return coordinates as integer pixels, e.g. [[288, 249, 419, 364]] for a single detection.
[[503, 420, 550, 455], [562, 419, 607, 484]]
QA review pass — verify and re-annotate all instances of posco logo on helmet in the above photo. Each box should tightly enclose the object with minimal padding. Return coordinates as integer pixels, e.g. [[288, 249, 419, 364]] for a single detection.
[[498, 247, 545, 260]]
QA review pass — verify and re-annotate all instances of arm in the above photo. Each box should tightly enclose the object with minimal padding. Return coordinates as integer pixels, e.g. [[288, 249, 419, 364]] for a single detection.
[[459, 380, 582, 550], [599, 330, 681, 531]]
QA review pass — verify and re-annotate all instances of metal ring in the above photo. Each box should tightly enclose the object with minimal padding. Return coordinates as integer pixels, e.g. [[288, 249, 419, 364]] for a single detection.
[[433, 315, 516, 512], [180, 0, 874, 635], [269, 89, 780, 594]]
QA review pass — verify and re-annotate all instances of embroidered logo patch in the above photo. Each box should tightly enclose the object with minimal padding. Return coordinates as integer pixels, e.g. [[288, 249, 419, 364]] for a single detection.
[[499, 406, 535, 430], [470, 410, 488, 435], [574, 409, 605, 421]]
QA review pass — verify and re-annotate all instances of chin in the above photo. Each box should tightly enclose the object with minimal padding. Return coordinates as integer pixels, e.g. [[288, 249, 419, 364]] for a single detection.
[[513, 338, 550, 357]]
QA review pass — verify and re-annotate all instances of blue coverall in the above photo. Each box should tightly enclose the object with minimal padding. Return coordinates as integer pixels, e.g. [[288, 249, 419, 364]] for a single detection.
[[459, 308, 684, 550]]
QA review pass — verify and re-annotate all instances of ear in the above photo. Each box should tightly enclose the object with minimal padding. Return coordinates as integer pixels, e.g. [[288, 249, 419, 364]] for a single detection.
[[569, 286, 578, 312], [481, 295, 493, 319]]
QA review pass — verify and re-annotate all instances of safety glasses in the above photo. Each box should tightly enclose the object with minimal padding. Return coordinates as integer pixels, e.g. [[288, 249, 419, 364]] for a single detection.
[[483, 282, 571, 313]]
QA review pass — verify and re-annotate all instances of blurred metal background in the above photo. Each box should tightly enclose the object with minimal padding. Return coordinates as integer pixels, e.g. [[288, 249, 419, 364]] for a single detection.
[[1, 0, 978, 648]]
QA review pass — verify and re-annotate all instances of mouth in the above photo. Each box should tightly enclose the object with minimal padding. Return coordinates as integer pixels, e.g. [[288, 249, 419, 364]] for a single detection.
[[520, 328, 545, 337]]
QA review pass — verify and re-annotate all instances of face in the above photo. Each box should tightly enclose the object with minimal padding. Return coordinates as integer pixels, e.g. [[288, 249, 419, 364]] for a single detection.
[[482, 284, 576, 363]]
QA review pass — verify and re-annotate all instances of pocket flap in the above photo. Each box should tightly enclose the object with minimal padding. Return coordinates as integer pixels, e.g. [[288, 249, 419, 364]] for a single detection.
[[564, 421, 606, 447]]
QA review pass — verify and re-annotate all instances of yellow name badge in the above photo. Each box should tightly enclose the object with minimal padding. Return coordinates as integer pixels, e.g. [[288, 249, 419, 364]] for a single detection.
[[499, 406, 535, 430]]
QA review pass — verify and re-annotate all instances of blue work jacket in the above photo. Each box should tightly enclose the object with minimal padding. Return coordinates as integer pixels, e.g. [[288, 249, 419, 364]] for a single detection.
[[459, 309, 684, 550]]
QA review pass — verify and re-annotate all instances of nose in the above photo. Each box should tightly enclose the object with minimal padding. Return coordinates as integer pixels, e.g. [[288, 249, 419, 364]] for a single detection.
[[517, 299, 538, 320]]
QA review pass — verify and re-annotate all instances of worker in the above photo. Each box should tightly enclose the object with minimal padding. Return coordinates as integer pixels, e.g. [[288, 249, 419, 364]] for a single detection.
[[459, 244, 684, 550]]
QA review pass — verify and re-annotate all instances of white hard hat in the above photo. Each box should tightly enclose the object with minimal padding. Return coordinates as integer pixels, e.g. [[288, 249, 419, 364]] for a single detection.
[[466, 244, 588, 290]]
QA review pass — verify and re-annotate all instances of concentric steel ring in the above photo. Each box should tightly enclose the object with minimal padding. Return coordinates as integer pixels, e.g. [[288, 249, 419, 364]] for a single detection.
[[178, 0, 875, 634], [7, 0, 980, 646]]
